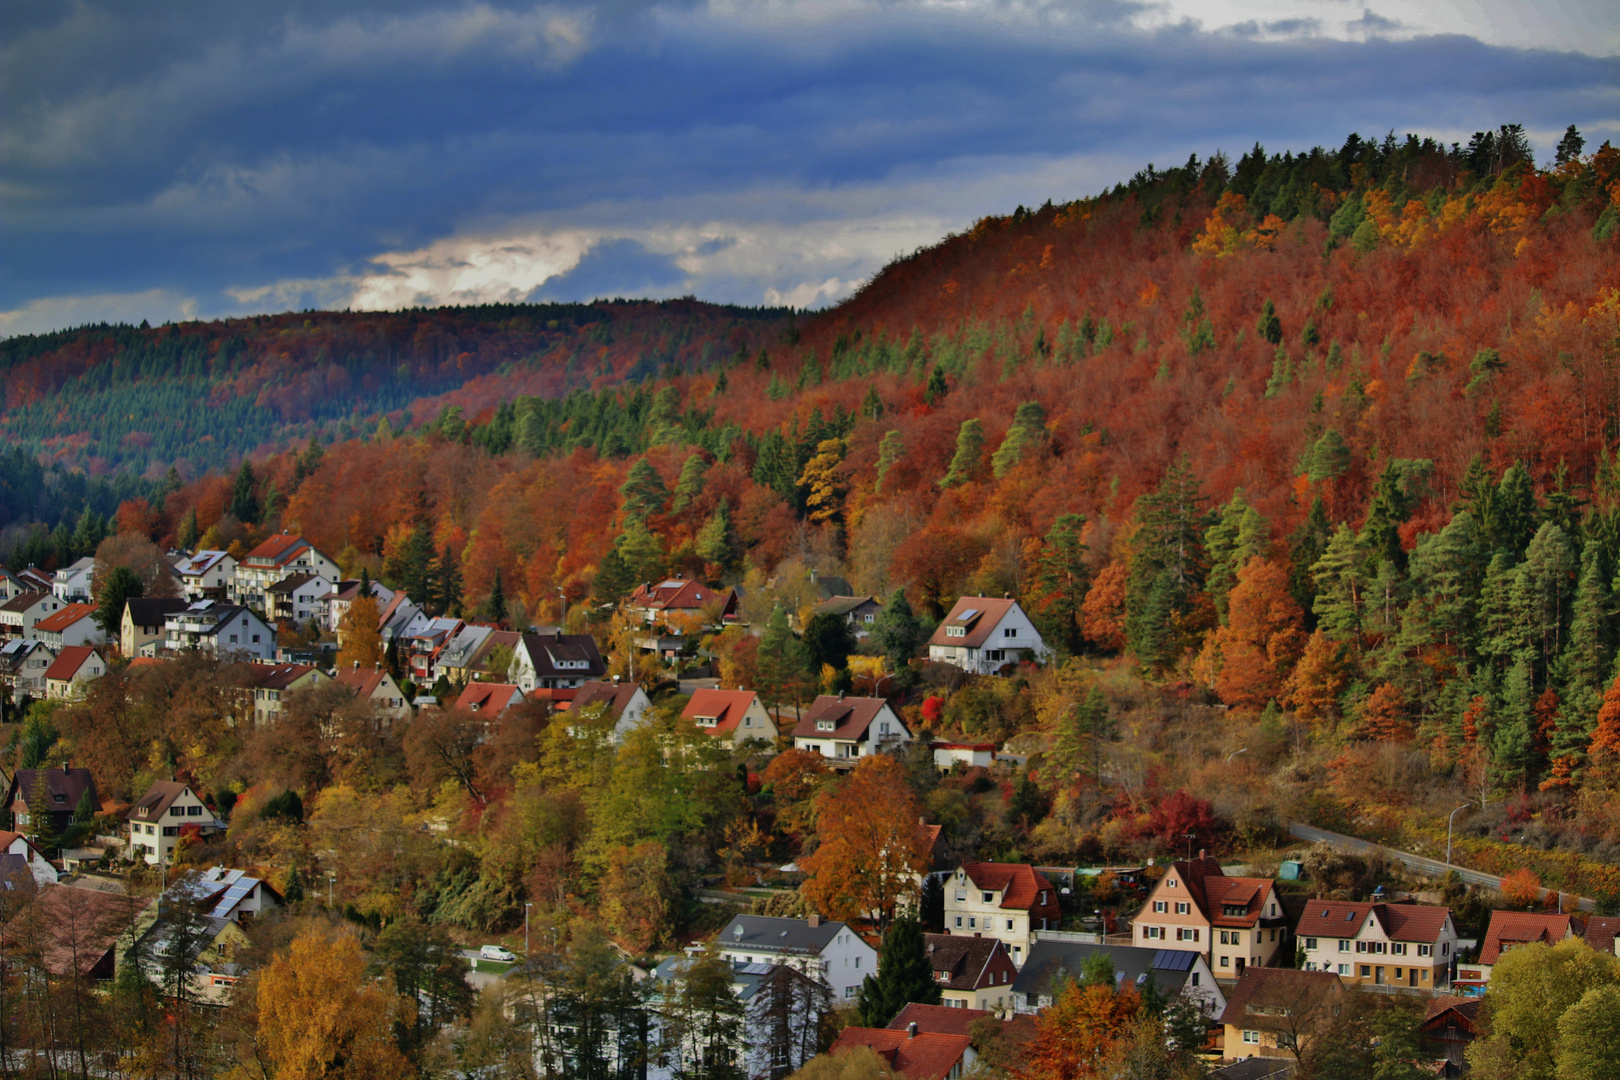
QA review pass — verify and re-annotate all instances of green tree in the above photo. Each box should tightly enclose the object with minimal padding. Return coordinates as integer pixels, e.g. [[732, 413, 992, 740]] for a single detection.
[[1257, 298, 1283, 346], [485, 567, 508, 624], [939, 419, 984, 488], [1125, 457, 1211, 671], [990, 402, 1047, 478], [228, 460, 260, 524], [695, 504, 733, 570], [95, 565, 145, 638], [670, 454, 709, 514], [1311, 525, 1370, 647], [1287, 494, 1333, 621], [1467, 937, 1620, 1080], [854, 916, 939, 1026], [616, 519, 667, 589], [373, 916, 476, 1057], [924, 365, 948, 406], [661, 946, 746, 1080], [874, 431, 905, 494], [436, 544, 463, 618], [177, 507, 199, 551], [1307, 429, 1353, 483], [870, 590, 924, 688], [621, 458, 670, 522], [1554, 984, 1620, 1080], [1028, 514, 1090, 655], [802, 612, 857, 673], [756, 608, 814, 718], [1205, 491, 1267, 624]]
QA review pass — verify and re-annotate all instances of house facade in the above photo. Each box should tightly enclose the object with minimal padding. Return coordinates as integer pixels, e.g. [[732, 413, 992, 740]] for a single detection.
[[0, 639, 55, 701], [627, 577, 738, 624], [1131, 856, 1289, 979], [334, 664, 411, 720], [164, 601, 275, 662], [942, 862, 1061, 967], [454, 681, 525, 716], [569, 680, 652, 740], [682, 688, 779, 746], [122, 598, 190, 657], [509, 632, 606, 692], [34, 603, 104, 649], [791, 694, 912, 764], [173, 550, 237, 600], [0, 592, 63, 640], [923, 933, 1020, 1012], [264, 572, 336, 626], [230, 534, 339, 613], [4, 766, 98, 841], [0, 830, 60, 886], [1296, 900, 1457, 989], [43, 646, 106, 699], [1458, 911, 1580, 984], [926, 597, 1051, 675], [51, 557, 96, 603], [126, 780, 226, 865], [812, 595, 884, 635], [244, 663, 326, 725], [1218, 968, 1346, 1063], [714, 914, 879, 1002]]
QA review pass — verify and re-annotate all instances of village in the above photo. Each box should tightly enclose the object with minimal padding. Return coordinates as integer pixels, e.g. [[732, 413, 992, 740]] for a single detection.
[[1, 530, 1616, 1079]]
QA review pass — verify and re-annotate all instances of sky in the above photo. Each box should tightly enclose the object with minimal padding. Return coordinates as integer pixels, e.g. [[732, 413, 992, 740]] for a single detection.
[[2, 0, 1616, 337]]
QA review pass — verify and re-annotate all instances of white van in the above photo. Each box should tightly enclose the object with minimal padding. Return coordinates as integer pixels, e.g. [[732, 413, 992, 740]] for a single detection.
[[480, 944, 516, 963]]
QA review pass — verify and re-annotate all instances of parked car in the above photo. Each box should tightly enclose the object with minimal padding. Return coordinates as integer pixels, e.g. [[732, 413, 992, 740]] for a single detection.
[[480, 944, 516, 962]]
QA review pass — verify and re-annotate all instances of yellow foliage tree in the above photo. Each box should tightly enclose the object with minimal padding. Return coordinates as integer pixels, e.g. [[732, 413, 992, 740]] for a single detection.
[[256, 927, 417, 1080], [337, 595, 383, 669], [799, 755, 926, 926]]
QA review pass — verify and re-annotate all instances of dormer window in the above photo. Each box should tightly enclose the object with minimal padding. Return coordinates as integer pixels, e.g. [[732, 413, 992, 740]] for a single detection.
[[946, 626, 965, 638], [817, 720, 834, 732]]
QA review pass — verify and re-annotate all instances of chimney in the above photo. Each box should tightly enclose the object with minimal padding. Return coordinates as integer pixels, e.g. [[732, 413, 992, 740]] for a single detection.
[[807, 913, 820, 928], [907, 1022, 918, 1038], [919, 816, 925, 826], [1198, 848, 1206, 860]]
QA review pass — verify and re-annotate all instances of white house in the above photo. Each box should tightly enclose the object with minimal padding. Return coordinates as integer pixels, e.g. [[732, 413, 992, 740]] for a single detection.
[[1296, 901, 1457, 990], [569, 680, 653, 741], [0, 639, 55, 701], [0, 592, 63, 640], [43, 645, 106, 700], [790, 694, 912, 764], [942, 862, 1062, 967], [33, 603, 104, 650], [126, 780, 226, 865], [173, 550, 237, 601], [0, 830, 60, 886], [264, 572, 336, 626], [164, 601, 276, 662], [926, 597, 1051, 675], [713, 914, 879, 1002], [509, 632, 606, 692], [230, 534, 339, 613], [51, 557, 96, 603]]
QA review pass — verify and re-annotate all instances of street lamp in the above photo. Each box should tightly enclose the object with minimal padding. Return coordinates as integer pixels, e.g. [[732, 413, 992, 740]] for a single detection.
[[1446, 803, 1471, 872], [1183, 833, 1197, 861], [525, 902, 533, 958], [327, 872, 336, 909]]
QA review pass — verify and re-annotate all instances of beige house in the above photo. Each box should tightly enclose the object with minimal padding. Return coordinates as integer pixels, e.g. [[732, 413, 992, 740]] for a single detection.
[[943, 862, 1062, 968], [1131, 856, 1288, 979], [333, 664, 411, 721], [244, 663, 326, 725], [126, 780, 225, 865], [1297, 900, 1457, 989], [924, 933, 1020, 1012], [1219, 968, 1346, 1062], [122, 598, 190, 657], [682, 688, 779, 746], [791, 695, 912, 765], [43, 646, 105, 700]]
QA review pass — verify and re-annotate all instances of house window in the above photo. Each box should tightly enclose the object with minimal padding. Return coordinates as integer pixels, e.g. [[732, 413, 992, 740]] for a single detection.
[[946, 626, 965, 638], [1418, 944, 1432, 957], [170, 806, 185, 816], [1339, 940, 1350, 952], [1191, 972, 1200, 986], [1442, 943, 1450, 955], [1337, 964, 1349, 975], [162, 826, 179, 837], [1306, 937, 1317, 950], [1360, 966, 1371, 977], [956, 890, 967, 902], [187, 805, 203, 816], [1175, 902, 1190, 915], [968, 917, 976, 929], [1242, 1031, 1259, 1044], [982, 891, 993, 903], [1392, 943, 1406, 956], [1220, 956, 1229, 967], [1003, 627, 1016, 638], [1005, 919, 1014, 931], [955, 916, 963, 928]]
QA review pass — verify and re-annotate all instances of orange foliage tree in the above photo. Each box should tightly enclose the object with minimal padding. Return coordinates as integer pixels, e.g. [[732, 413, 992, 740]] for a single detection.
[[1201, 557, 1305, 711], [1080, 562, 1127, 652], [1015, 983, 1141, 1080], [1284, 630, 1348, 724], [799, 755, 926, 926], [1499, 867, 1542, 909], [1361, 683, 1413, 742]]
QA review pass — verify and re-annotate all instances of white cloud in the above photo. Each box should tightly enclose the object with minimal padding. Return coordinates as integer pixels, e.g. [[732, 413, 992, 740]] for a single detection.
[[0, 289, 199, 339]]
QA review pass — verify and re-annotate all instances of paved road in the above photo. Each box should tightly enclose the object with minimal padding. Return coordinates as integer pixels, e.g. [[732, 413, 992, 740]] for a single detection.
[[1287, 823, 1595, 913], [458, 948, 518, 990]]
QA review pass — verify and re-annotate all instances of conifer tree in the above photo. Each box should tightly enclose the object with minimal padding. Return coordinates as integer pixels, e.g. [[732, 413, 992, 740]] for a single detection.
[[756, 607, 813, 718], [1256, 299, 1283, 346], [875, 431, 904, 494], [1125, 457, 1211, 670], [620, 458, 669, 521], [1029, 514, 1090, 655], [670, 454, 709, 513], [855, 916, 940, 1026], [1311, 525, 1369, 648], [871, 589, 924, 688], [1205, 490, 1268, 624], [695, 503, 733, 571], [484, 567, 508, 624], [1287, 495, 1333, 621], [939, 419, 984, 488], [436, 545, 463, 617], [177, 507, 199, 551], [990, 402, 1047, 478], [924, 364, 948, 405], [228, 460, 260, 524]]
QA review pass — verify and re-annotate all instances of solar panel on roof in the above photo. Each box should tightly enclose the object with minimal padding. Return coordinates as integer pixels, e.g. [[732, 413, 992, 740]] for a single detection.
[[1152, 949, 1195, 971], [210, 879, 255, 919], [959, 608, 978, 620]]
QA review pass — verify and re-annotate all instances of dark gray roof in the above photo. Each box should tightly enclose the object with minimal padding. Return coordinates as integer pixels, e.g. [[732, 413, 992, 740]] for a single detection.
[[125, 598, 190, 625], [717, 915, 849, 956], [1211, 1058, 1298, 1080], [814, 595, 881, 617], [1011, 941, 1202, 999]]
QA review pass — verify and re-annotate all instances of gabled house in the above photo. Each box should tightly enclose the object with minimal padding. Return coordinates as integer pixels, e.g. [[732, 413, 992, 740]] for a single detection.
[[0, 592, 64, 640], [16, 568, 55, 593], [51, 557, 96, 603], [164, 600, 275, 662], [1582, 915, 1620, 958], [1459, 910, 1581, 984], [569, 679, 652, 740], [122, 598, 190, 657], [1012, 942, 1225, 1019], [0, 639, 55, 701], [648, 958, 832, 1080], [627, 577, 738, 624], [173, 550, 237, 601], [943, 862, 1061, 966], [44, 645, 106, 699], [827, 1025, 972, 1080], [791, 694, 912, 764], [243, 663, 325, 725], [454, 681, 525, 716], [714, 913, 880, 1002], [814, 595, 884, 635], [404, 616, 464, 684], [923, 933, 1020, 1012], [1131, 856, 1289, 979], [0, 830, 59, 885], [33, 602, 103, 649], [931, 742, 997, 771], [1218, 968, 1346, 1063], [7, 885, 136, 980], [126, 780, 224, 865], [0, 567, 28, 602], [435, 623, 498, 683], [509, 632, 605, 692], [375, 592, 432, 645], [127, 895, 252, 1005], [682, 688, 779, 746], [264, 572, 336, 626], [333, 664, 410, 720], [926, 597, 1051, 675], [1420, 996, 1481, 1074], [1296, 900, 1457, 989], [230, 534, 339, 613], [4, 766, 98, 842]]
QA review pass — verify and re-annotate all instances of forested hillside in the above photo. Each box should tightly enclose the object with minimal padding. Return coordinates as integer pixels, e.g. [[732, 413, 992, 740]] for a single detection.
[[14, 124, 1620, 805]]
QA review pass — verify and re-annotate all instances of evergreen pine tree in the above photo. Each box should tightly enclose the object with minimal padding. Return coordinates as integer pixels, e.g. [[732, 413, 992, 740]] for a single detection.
[[695, 504, 733, 570], [228, 460, 260, 524], [756, 607, 812, 717], [854, 916, 940, 1026], [484, 567, 508, 624], [284, 863, 305, 903], [871, 589, 924, 688], [874, 431, 905, 494], [939, 419, 984, 488], [924, 364, 948, 405], [620, 458, 670, 521], [1311, 525, 1370, 648], [1205, 490, 1268, 624], [670, 454, 709, 513], [1256, 299, 1283, 345], [1287, 495, 1333, 623], [95, 565, 145, 637], [1029, 514, 1089, 655], [1125, 457, 1211, 670], [436, 545, 463, 617], [989, 402, 1047, 478], [177, 507, 199, 551]]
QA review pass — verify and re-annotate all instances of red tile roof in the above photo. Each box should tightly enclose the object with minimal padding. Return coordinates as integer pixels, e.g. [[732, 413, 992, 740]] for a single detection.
[[1165, 857, 1276, 928], [926, 596, 1019, 649], [1582, 916, 1620, 957], [1479, 911, 1578, 965], [1295, 900, 1452, 944], [334, 665, 392, 698], [248, 663, 320, 691], [827, 1028, 972, 1080], [242, 533, 310, 566], [886, 1002, 993, 1037], [455, 682, 523, 714], [43, 645, 101, 682], [1421, 995, 1482, 1029], [629, 578, 731, 612], [34, 603, 98, 634], [682, 688, 761, 736], [1217, 968, 1344, 1030], [959, 862, 1060, 915], [570, 680, 641, 720]]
